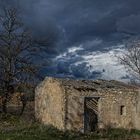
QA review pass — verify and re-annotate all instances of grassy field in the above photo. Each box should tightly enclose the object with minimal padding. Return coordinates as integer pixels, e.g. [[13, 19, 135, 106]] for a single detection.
[[0, 103, 139, 140], [0, 114, 140, 140]]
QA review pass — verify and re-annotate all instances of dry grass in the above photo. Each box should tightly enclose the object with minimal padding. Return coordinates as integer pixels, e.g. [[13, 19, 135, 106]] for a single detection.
[[0, 103, 140, 140]]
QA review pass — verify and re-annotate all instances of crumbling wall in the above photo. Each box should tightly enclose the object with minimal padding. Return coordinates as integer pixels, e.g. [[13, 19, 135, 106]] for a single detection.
[[35, 77, 66, 130], [65, 87, 139, 132], [65, 87, 100, 132], [65, 88, 85, 131], [99, 89, 138, 129], [35, 77, 140, 132]]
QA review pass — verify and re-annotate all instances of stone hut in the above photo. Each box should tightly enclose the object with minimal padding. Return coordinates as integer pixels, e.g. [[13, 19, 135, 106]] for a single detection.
[[35, 77, 140, 132]]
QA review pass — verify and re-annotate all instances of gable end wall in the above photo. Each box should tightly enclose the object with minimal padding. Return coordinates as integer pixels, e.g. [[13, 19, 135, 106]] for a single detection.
[[35, 78, 66, 130]]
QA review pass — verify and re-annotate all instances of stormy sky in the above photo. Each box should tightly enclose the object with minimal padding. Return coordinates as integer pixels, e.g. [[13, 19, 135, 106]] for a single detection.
[[1, 0, 140, 82]]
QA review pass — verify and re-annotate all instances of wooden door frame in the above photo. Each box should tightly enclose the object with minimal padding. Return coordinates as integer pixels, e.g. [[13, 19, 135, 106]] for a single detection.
[[84, 96, 100, 133]]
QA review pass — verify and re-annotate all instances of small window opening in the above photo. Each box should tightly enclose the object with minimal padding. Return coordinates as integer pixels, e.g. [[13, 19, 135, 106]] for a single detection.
[[120, 105, 126, 115]]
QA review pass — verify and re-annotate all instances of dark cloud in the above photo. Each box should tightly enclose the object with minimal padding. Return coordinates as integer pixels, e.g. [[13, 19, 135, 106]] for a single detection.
[[1, 0, 140, 80], [2, 0, 140, 49], [117, 15, 140, 35]]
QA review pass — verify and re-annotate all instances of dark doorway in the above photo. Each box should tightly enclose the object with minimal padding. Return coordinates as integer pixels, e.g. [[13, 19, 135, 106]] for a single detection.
[[84, 97, 99, 132]]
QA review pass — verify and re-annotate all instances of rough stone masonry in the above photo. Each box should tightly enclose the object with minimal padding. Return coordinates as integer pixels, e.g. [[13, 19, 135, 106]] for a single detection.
[[35, 77, 140, 132]]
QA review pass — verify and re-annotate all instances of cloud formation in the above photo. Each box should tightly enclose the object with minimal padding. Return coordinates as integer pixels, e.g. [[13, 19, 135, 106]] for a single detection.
[[44, 44, 130, 82], [1, 0, 140, 81]]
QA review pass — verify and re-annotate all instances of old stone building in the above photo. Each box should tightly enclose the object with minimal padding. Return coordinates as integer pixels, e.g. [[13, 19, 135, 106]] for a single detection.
[[35, 77, 140, 132]]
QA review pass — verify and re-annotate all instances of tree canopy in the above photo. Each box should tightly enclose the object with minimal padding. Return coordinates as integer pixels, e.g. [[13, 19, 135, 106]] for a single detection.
[[120, 40, 140, 82], [0, 8, 49, 113]]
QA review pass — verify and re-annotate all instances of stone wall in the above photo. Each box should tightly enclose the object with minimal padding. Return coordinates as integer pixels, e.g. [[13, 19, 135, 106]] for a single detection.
[[35, 77, 66, 130], [98, 89, 138, 129], [65, 87, 140, 132], [35, 77, 140, 132]]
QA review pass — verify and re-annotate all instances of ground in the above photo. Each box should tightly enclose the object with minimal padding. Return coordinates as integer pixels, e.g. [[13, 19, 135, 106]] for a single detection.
[[0, 100, 140, 140], [0, 114, 140, 140]]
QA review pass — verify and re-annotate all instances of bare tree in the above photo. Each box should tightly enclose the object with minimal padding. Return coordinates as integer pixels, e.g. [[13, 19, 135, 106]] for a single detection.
[[0, 8, 48, 113], [119, 40, 140, 81]]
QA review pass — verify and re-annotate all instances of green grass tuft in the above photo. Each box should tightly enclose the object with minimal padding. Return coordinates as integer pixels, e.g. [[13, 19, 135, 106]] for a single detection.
[[0, 114, 140, 140]]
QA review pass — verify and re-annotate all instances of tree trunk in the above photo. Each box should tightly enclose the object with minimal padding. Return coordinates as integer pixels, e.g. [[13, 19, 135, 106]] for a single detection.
[[20, 101, 26, 116], [20, 95, 27, 116], [2, 94, 8, 114], [2, 83, 10, 114]]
